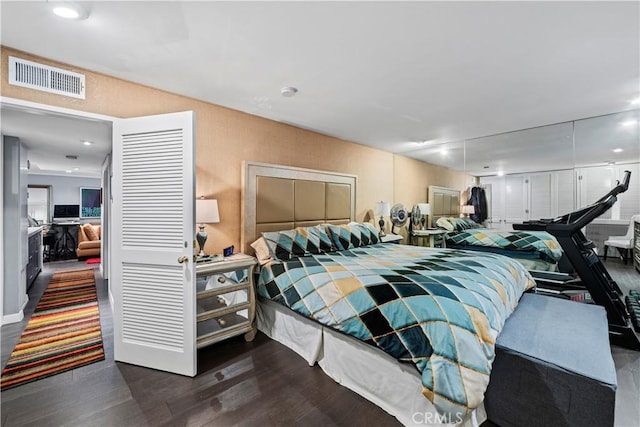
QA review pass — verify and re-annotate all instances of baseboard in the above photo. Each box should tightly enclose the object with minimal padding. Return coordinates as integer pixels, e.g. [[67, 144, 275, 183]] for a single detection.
[[2, 309, 24, 325]]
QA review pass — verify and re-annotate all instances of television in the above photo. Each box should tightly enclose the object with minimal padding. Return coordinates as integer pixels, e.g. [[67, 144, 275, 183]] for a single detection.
[[53, 204, 80, 220]]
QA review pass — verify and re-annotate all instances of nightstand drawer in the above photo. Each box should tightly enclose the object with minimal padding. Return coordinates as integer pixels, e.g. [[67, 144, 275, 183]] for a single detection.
[[196, 306, 252, 349], [197, 290, 249, 316]]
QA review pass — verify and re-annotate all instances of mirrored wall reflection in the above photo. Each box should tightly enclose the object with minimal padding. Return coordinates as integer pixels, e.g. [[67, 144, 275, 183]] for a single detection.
[[463, 121, 574, 177], [471, 109, 640, 225], [574, 109, 640, 220], [408, 139, 465, 172], [574, 109, 640, 168], [404, 108, 639, 224]]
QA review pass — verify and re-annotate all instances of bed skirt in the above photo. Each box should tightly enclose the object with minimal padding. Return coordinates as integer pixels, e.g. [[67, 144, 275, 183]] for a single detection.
[[256, 298, 486, 427]]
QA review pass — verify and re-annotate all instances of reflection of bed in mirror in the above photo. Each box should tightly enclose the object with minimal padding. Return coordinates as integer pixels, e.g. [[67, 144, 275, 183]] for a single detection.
[[242, 162, 545, 425], [428, 185, 564, 272]]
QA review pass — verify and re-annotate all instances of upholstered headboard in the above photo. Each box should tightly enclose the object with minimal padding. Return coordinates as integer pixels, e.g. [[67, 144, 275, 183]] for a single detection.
[[428, 185, 461, 226], [242, 162, 357, 253]]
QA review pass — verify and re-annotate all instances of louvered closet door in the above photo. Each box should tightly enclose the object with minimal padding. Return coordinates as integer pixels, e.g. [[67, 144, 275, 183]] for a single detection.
[[112, 111, 196, 376]]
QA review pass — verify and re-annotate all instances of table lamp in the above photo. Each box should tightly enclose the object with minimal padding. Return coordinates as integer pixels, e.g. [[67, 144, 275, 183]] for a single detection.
[[374, 201, 391, 237], [462, 205, 475, 218], [196, 198, 220, 257]]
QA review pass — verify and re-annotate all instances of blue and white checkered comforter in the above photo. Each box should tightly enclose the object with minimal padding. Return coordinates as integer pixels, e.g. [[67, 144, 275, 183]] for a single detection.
[[256, 244, 535, 418]]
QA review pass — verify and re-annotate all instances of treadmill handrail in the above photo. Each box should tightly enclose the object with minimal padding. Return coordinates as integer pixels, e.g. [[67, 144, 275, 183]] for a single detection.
[[593, 170, 631, 203]]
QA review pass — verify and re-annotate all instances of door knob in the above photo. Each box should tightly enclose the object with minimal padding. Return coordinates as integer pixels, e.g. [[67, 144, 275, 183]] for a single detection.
[[177, 256, 189, 264]]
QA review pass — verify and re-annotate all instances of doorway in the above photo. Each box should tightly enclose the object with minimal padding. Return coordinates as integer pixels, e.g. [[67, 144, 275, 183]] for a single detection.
[[1, 98, 114, 325]]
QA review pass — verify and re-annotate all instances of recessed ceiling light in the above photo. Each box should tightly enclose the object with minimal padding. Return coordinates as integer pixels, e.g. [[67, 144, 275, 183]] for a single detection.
[[497, 171, 504, 177], [83, 141, 92, 146], [73, 167, 80, 171], [52, 3, 89, 20], [440, 148, 448, 155], [416, 139, 438, 145], [621, 119, 638, 127], [65, 169, 73, 173], [631, 97, 640, 105], [613, 148, 623, 153], [53, 6, 80, 19]]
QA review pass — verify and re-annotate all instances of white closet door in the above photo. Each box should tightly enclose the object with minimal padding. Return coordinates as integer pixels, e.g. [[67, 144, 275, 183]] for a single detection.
[[616, 164, 640, 220], [112, 111, 196, 376], [578, 167, 614, 220], [553, 169, 575, 217], [504, 175, 527, 227], [480, 176, 505, 229], [529, 173, 552, 220]]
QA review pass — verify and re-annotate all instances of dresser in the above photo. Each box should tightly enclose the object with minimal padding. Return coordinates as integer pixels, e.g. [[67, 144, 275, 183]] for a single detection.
[[634, 218, 640, 273], [195, 254, 258, 348], [27, 227, 43, 289]]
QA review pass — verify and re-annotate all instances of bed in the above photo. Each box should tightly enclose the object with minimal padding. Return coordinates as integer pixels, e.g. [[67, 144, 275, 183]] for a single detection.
[[428, 186, 563, 272], [242, 163, 535, 426]]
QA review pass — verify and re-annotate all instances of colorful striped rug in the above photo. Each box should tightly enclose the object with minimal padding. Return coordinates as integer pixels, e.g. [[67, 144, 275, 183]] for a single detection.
[[1, 268, 105, 390]]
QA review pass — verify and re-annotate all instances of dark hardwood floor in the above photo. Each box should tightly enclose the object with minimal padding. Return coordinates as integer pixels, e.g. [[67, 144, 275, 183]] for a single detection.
[[1, 258, 639, 426], [1, 260, 398, 426]]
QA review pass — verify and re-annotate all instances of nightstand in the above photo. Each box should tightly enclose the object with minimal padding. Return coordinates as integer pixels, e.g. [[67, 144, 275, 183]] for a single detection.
[[411, 229, 447, 248], [195, 253, 258, 348], [380, 234, 403, 244]]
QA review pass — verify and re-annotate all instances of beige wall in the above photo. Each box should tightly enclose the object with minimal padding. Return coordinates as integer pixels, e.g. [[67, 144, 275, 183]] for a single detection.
[[1, 46, 471, 254]]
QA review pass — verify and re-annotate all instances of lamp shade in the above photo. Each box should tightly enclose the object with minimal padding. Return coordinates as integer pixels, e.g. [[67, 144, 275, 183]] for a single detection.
[[417, 203, 431, 215], [462, 205, 475, 215], [196, 199, 220, 224], [374, 201, 391, 217]]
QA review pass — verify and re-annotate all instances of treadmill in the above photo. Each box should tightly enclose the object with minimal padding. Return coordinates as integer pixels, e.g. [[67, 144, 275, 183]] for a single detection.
[[514, 170, 640, 350]]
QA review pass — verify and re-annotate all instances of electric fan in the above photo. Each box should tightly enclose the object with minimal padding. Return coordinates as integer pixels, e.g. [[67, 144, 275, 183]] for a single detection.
[[389, 203, 409, 234]]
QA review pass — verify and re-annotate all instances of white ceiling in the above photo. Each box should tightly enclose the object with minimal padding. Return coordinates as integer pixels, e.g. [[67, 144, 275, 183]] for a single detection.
[[1, 106, 111, 177], [1, 1, 639, 178]]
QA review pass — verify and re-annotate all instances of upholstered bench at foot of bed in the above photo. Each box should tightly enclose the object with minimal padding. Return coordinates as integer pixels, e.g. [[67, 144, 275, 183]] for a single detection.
[[484, 293, 617, 427]]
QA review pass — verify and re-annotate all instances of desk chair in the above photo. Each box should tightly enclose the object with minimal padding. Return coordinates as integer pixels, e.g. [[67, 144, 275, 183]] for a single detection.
[[53, 223, 79, 260], [42, 230, 58, 262], [603, 214, 639, 264]]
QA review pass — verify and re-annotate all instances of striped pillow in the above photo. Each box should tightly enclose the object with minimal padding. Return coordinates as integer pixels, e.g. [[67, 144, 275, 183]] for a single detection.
[[327, 223, 380, 251], [262, 225, 333, 261]]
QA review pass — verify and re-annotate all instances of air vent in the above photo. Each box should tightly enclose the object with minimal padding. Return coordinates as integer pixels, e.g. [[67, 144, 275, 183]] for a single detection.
[[8, 56, 85, 99]]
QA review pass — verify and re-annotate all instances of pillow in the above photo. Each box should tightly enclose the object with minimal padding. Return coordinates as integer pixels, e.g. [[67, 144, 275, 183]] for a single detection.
[[82, 223, 99, 241], [327, 222, 380, 251], [436, 217, 454, 231], [250, 237, 274, 265], [262, 225, 333, 261], [450, 217, 481, 231]]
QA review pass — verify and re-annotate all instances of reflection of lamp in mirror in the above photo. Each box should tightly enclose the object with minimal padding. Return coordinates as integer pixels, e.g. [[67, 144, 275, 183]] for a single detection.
[[196, 198, 220, 258], [462, 205, 475, 218], [417, 203, 431, 229], [374, 201, 391, 237]]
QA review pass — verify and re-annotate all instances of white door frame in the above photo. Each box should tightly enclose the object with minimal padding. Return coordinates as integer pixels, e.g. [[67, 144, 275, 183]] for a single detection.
[[1, 96, 117, 300]]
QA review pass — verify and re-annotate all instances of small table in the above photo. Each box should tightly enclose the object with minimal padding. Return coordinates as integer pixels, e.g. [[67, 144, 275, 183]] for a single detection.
[[380, 234, 403, 244], [411, 229, 447, 248]]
